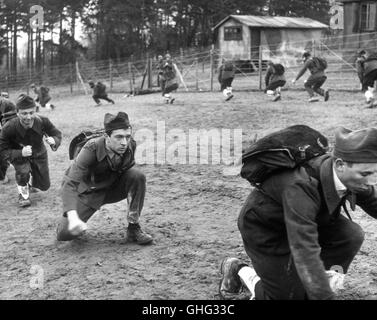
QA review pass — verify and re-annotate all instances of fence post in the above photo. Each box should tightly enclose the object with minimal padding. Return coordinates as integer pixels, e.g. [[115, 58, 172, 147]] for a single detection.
[[69, 63, 73, 94], [148, 57, 153, 89], [259, 45, 263, 90], [128, 62, 134, 94], [195, 57, 199, 91], [210, 46, 214, 92], [109, 59, 113, 90]]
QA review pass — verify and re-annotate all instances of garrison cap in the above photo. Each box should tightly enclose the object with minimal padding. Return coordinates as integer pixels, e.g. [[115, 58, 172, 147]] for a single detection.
[[104, 112, 131, 132], [333, 127, 377, 163], [16, 94, 36, 110]]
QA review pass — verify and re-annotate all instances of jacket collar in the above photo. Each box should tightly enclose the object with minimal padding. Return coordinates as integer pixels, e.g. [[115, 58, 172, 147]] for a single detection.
[[15, 115, 43, 137], [320, 156, 344, 215]]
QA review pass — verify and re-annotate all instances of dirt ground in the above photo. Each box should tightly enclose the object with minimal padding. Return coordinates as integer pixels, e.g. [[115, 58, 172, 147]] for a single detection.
[[1, 89, 377, 300]]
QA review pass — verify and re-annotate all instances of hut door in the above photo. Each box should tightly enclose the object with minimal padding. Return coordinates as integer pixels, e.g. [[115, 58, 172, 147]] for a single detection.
[[250, 28, 260, 60]]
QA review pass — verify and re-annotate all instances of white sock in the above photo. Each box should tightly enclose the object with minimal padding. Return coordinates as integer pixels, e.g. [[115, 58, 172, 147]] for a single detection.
[[238, 266, 260, 300], [67, 211, 87, 233], [17, 184, 29, 199]]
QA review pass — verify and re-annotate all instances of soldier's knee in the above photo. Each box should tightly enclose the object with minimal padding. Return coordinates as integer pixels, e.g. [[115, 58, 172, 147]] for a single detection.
[[350, 223, 365, 249], [128, 168, 146, 184]]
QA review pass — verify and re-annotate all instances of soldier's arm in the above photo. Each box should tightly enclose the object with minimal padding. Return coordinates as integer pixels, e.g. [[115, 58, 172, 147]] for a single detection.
[[0, 125, 23, 162], [282, 180, 335, 300], [295, 60, 310, 81], [61, 141, 96, 213], [42, 117, 62, 150]]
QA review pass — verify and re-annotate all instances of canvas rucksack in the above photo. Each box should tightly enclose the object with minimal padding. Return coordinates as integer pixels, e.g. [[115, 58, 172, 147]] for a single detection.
[[273, 63, 285, 75], [312, 57, 328, 70], [68, 129, 105, 160], [240, 125, 329, 187]]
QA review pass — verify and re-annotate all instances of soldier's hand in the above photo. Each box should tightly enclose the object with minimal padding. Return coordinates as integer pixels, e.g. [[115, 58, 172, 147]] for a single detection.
[[44, 136, 55, 146], [22, 145, 32, 157], [291, 79, 296, 85]]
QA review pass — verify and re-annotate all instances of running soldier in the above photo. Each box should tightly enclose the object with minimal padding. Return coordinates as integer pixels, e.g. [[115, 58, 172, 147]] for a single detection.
[[30, 84, 56, 112], [218, 59, 235, 101], [88, 80, 115, 106], [265, 61, 286, 102], [292, 51, 330, 102], [219, 126, 377, 300], [0, 94, 62, 207]]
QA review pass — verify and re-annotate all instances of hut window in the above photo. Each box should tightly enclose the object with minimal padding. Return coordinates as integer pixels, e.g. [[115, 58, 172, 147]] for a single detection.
[[224, 27, 242, 40], [360, 2, 377, 31]]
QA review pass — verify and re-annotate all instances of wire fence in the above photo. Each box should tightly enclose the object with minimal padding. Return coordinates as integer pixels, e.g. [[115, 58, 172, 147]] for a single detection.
[[2, 31, 377, 98]]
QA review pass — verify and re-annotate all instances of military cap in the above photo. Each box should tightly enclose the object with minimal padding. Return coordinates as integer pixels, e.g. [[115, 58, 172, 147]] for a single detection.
[[333, 127, 377, 163], [16, 94, 36, 110], [104, 112, 131, 132]]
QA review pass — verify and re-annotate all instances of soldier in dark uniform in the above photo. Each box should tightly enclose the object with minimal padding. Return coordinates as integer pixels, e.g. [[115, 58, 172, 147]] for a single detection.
[[88, 80, 115, 106], [0, 94, 62, 207], [30, 83, 56, 112], [56, 111, 153, 245], [0, 98, 17, 184], [219, 127, 377, 300], [292, 51, 330, 102], [218, 59, 235, 101]]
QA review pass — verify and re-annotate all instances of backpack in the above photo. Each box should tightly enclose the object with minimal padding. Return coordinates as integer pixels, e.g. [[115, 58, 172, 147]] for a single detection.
[[97, 82, 106, 90], [273, 63, 285, 75], [68, 129, 105, 160], [312, 57, 328, 70], [240, 125, 329, 187]]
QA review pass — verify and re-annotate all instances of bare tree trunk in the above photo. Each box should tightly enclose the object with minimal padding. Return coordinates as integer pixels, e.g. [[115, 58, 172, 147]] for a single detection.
[[59, 12, 63, 65], [12, 10, 17, 78], [71, 8, 76, 63]]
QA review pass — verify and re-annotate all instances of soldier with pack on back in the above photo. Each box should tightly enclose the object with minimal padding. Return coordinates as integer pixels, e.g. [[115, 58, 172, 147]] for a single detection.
[[292, 51, 330, 103], [218, 59, 236, 101], [56, 111, 153, 245], [30, 83, 56, 112], [219, 125, 377, 300], [356, 50, 377, 108], [88, 80, 115, 107], [265, 61, 286, 102]]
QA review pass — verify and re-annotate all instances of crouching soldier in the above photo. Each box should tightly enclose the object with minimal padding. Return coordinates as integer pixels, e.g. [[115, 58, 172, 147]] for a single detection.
[[0, 94, 62, 207], [88, 80, 115, 106], [30, 83, 56, 111], [0, 98, 17, 184], [292, 51, 330, 103], [218, 60, 235, 101], [56, 111, 153, 245], [220, 127, 377, 300], [265, 61, 286, 102]]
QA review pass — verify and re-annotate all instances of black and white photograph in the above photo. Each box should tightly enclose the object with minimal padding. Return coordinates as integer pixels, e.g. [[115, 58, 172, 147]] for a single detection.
[[1, 0, 377, 306]]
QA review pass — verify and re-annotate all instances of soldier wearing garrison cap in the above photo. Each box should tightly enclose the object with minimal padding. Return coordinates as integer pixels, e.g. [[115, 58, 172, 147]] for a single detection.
[[220, 126, 377, 300], [56, 111, 153, 245], [0, 94, 62, 207], [0, 98, 17, 184]]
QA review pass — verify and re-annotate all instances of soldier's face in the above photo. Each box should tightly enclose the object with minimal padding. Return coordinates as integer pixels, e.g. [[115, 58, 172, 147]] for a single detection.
[[336, 161, 377, 192], [18, 107, 36, 128], [107, 128, 132, 154]]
